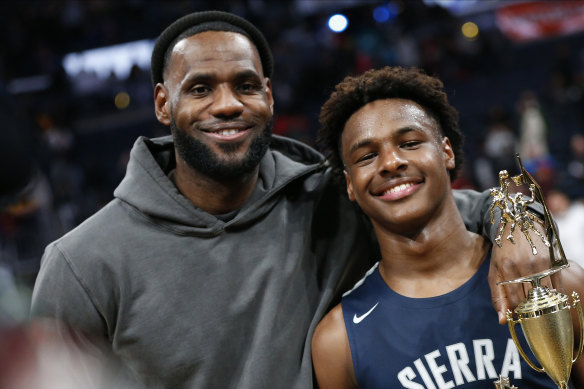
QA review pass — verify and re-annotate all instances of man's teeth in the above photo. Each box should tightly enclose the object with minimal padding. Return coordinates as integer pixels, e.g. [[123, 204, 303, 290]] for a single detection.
[[217, 129, 240, 136], [383, 183, 413, 195]]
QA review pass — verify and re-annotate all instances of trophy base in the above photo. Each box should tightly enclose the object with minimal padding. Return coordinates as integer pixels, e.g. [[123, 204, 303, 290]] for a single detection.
[[497, 263, 569, 287]]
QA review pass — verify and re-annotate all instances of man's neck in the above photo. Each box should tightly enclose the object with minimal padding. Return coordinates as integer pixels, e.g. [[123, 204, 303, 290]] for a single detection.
[[173, 158, 259, 216], [375, 196, 489, 298]]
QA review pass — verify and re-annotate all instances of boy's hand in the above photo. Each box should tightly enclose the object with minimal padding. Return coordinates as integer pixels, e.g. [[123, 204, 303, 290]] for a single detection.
[[488, 224, 556, 324]]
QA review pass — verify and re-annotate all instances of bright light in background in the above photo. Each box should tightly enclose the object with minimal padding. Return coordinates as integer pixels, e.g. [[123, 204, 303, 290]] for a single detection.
[[373, 2, 401, 23], [62, 39, 153, 79], [373, 6, 391, 23], [114, 92, 131, 109], [461, 21, 479, 39], [328, 14, 348, 33]]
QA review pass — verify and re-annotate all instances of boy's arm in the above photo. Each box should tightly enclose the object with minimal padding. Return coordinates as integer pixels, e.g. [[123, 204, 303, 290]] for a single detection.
[[573, 348, 584, 388], [453, 188, 553, 323], [559, 261, 584, 388], [312, 305, 358, 389]]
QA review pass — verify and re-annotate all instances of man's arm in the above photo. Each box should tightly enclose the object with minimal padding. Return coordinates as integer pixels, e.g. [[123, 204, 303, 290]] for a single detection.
[[31, 243, 109, 346], [312, 304, 358, 389], [30, 244, 146, 387], [453, 188, 553, 323]]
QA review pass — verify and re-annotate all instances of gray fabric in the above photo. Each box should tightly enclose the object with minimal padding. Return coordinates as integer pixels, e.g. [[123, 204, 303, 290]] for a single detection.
[[31, 135, 492, 389]]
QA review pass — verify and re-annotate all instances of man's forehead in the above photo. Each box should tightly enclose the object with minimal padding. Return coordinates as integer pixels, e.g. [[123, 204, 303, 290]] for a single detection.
[[171, 31, 262, 71], [174, 31, 256, 57]]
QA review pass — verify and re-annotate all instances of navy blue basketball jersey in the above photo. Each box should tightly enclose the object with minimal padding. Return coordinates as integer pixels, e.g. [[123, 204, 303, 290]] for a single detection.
[[341, 256, 565, 388]]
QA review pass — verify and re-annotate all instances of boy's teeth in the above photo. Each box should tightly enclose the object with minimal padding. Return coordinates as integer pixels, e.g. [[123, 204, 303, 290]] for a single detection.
[[384, 183, 413, 194]]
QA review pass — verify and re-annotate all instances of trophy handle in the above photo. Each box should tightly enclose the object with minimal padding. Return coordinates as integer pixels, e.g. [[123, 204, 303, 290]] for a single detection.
[[572, 292, 584, 364], [506, 310, 545, 373]]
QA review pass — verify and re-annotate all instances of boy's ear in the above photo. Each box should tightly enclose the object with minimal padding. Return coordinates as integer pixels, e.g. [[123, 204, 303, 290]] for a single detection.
[[442, 137, 455, 171], [344, 170, 356, 202]]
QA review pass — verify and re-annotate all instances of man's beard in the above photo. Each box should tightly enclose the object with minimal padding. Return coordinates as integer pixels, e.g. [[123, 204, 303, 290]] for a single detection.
[[170, 117, 273, 181]]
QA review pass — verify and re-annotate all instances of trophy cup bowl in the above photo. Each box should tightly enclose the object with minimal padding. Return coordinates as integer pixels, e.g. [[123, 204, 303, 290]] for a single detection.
[[489, 154, 584, 388], [502, 271, 584, 389]]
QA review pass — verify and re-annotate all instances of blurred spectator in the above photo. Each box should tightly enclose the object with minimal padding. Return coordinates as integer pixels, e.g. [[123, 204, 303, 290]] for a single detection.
[[546, 181, 584, 267], [517, 90, 556, 193], [567, 132, 584, 182], [0, 90, 36, 207], [0, 87, 61, 286], [483, 105, 518, 174], [0, 170, 61, 285], [517, 90, 549, 164]]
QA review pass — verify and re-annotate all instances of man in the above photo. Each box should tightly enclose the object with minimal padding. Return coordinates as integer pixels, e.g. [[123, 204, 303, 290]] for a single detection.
[[312, 66, 584, 388], [31, 11, 554, 389]]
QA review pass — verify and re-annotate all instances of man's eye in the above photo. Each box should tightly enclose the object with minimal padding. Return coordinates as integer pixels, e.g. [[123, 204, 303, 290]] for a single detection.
[[238, 82, 261, 92], [190, 85, 210, 94]]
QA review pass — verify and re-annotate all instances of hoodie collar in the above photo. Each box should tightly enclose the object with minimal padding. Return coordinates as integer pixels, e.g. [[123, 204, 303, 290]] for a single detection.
[[114, 135, 324, 236]]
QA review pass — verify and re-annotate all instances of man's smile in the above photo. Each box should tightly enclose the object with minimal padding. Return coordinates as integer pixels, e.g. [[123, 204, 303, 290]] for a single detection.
[[200, 122, 251, 140]]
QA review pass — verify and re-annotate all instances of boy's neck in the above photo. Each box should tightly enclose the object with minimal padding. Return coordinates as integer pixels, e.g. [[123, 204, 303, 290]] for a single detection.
[[375, 198, 489, 298]]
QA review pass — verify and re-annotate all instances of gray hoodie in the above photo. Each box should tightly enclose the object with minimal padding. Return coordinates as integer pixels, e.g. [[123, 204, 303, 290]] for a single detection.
[[31, 135, 492, 388]]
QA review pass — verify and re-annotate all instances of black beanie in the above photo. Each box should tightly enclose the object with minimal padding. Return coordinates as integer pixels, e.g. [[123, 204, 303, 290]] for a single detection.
[[150, 10, 273, 85]]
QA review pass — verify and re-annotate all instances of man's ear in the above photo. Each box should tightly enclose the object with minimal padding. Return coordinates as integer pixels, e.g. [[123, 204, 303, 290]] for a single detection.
[[442, 137, 455, 171], [344, 170, 356, 202], [154, 83, 171, 126], [264, 78, 274, 115]]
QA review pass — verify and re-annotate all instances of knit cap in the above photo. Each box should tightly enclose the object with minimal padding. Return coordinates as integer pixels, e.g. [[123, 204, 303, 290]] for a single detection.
[[150, 10, 273, 85]]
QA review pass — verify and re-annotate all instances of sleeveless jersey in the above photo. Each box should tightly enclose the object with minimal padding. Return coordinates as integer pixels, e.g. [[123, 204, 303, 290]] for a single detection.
[[342, 256, 567, 388]]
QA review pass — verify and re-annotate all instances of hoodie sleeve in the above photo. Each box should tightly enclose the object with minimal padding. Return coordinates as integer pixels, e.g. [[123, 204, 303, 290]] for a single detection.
[[453, 188, 493, 239], [31, 242, 109, 344]]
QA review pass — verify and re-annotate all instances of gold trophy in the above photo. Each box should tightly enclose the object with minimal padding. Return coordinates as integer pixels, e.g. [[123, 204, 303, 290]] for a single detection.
[[489, 154, 584, 389]]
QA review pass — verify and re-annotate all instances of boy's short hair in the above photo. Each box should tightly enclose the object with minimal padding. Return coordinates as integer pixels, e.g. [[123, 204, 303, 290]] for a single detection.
[[317, 66, 464, 182]]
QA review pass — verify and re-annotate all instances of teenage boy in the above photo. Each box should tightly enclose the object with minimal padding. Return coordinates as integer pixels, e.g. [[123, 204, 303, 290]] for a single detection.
[[312, 66, 584, 388]]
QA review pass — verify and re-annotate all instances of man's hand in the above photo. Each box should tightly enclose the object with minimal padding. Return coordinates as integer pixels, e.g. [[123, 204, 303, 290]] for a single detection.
[[488, 222, 556, 324]]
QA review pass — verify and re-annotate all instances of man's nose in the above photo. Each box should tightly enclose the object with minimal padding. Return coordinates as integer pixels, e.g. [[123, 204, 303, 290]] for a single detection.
[[209, 85, 244, 117]]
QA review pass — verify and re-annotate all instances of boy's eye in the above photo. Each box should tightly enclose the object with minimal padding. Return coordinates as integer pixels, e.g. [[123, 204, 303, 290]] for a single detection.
[[356, 153, 376, 163], [401, 140, 421, 149]]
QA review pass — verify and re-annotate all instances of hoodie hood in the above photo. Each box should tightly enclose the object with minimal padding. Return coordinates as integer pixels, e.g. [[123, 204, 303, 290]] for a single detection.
[[114, 135, 326, 236]]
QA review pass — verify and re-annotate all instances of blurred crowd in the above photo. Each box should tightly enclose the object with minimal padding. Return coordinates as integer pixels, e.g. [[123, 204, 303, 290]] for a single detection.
[[1, 0, 584, 314]]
